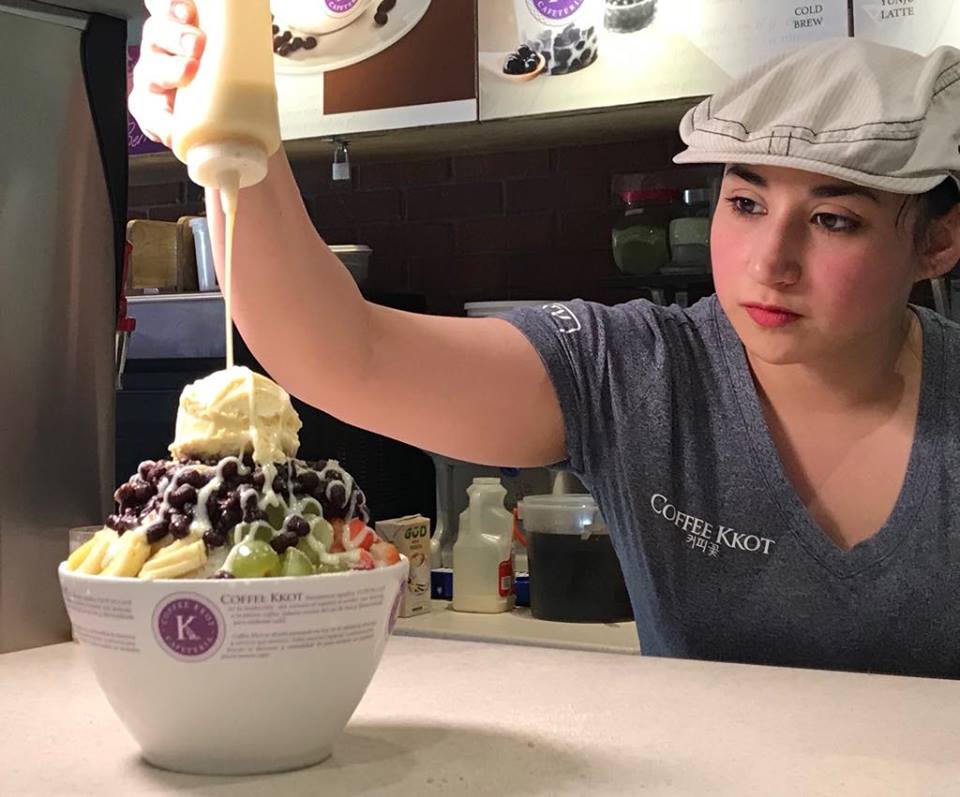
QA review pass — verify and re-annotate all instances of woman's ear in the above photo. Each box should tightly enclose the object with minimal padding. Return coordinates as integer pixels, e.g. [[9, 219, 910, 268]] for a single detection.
[[917, 204, 960, 280]]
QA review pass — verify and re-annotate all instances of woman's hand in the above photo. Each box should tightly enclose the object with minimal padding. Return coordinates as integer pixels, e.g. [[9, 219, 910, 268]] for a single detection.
[[127, 0, 206, 148]]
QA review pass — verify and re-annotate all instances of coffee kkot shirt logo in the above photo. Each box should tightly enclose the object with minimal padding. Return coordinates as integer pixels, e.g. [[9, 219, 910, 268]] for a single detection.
[[153, 593, 224, 661], [650, 493, 777, 559], [528, 0, 586, 21]]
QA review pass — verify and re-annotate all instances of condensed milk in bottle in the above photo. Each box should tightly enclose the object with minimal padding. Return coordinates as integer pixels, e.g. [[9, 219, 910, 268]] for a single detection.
[[170, 0, 281, 368]]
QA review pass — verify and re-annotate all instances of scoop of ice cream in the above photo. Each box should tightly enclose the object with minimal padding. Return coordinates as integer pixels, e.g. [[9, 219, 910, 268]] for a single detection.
[[169, 366, 302, 464]]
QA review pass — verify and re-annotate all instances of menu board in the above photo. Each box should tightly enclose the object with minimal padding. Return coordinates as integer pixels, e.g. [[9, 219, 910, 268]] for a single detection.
[[273, 0, 478, 140], [852, 0, 960, 53], [479, 0, 850, 120]]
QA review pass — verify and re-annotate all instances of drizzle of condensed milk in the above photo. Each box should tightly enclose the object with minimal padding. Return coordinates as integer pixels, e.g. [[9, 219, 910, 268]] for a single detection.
[[219, 179, 240, 370]]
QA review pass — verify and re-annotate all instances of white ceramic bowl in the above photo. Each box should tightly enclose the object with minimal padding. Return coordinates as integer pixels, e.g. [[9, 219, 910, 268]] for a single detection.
[[58, 557, 408, 775], [270, 0, 374, 35]]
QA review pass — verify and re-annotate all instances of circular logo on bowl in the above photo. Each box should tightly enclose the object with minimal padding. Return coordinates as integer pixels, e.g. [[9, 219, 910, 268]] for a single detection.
[[527, 0, 585, 21], [153, 593, 224, 661], [326, 0, 360, 13]]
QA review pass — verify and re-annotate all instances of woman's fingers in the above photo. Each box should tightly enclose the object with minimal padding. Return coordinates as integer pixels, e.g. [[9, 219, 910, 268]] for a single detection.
[[144, 0, 195, 25], [132, 48, 197, 93], [128, 1, 205, 146], [142, 15, 204, 61]]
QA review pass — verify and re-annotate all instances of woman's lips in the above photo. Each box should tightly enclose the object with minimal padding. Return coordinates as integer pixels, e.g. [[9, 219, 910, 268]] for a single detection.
[[742, 303, 801, 328]]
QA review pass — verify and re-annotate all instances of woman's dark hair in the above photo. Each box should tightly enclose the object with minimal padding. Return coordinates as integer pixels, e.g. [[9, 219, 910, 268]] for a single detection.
[[912, 178, 960, 249]]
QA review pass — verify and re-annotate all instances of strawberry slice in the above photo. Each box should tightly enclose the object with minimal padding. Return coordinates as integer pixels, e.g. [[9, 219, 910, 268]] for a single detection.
[[343, 517, 376, 551], [351, 549, 375, 570], [370, 540, 401, 567]]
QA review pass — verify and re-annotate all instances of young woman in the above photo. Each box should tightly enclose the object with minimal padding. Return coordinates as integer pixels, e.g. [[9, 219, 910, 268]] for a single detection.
[[131, 2, 960, 677]]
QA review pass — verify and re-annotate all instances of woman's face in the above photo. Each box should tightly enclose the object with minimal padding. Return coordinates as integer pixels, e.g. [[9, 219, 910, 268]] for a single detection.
[[710, 163, 920, 366]]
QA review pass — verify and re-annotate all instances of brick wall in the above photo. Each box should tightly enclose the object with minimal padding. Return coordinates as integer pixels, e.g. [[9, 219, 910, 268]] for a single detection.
[[129, 130, 717, 315]]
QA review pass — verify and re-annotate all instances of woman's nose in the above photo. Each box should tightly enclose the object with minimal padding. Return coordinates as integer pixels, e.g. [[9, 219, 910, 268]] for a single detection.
[[748, 217, 803, 287]]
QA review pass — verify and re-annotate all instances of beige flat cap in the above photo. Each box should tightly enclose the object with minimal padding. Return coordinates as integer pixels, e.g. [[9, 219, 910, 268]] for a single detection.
[[674, 38, 960, 194]]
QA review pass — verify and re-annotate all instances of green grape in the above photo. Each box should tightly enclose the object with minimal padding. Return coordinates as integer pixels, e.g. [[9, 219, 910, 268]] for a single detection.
[[231, 521, 274, 547], [296, 536, 320, 566], [309, 516, 334, 550], [299, 497, 322, 517], [247, 522, 275, 543], [265, 498, 288, 530], [231, 540, 281, 578], [279, 546, 315, 577], [316, 558, 350, 574]]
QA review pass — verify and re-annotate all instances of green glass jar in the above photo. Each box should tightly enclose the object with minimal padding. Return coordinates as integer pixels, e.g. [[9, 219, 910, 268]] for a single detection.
[[612, 189, 679, 276]]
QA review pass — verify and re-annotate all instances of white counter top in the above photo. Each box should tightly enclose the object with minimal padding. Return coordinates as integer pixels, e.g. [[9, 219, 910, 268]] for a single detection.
[[3, 636, 960, 795], [394, 599, 640, 655]]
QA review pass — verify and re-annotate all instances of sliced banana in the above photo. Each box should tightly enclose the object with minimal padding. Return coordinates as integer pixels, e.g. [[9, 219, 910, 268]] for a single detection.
[[139, 538, 207, 580], [100, 530, 151, 578], [68, 528, 119, 575]]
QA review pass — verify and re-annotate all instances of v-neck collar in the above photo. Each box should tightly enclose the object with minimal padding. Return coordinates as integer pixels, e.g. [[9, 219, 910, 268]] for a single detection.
[[714, 299, 946, 579]]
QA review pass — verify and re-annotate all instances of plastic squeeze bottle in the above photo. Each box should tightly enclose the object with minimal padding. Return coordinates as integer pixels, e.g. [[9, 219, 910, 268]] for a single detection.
[[452, 478, 514, 613], [169, 0, 281, 369]]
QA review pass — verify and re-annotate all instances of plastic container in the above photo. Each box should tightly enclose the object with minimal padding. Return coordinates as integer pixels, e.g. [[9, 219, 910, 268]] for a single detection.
[[612, 189, 678, 276], [668, 188, 712, 270], [605, 0, 658, 33], [431, 568, 453, 601], [518, 494, 633, 623], [170, 0, 281, 200], [452, 477, 514, 613], [190, 217, 217, 292], [514, 574, 530, 607]]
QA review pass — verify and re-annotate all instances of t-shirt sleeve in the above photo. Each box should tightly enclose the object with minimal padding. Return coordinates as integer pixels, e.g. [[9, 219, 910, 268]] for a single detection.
[[504, 299, 667, 475]]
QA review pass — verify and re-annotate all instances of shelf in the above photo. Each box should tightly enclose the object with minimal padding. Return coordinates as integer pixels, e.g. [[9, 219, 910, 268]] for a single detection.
[[393, 599, 640, 656], [130, 97, 700, 185]]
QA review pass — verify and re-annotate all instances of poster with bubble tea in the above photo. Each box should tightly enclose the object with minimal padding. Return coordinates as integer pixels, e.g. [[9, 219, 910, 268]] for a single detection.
[[479, 0, 849, 121]]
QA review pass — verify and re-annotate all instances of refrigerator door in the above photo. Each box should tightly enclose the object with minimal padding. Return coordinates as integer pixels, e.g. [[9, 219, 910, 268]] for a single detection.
[[0, 2, 126, 652]]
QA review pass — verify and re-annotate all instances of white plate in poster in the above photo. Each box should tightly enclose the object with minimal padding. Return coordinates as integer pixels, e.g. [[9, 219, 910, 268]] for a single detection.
[[272, 0, 432, 75]]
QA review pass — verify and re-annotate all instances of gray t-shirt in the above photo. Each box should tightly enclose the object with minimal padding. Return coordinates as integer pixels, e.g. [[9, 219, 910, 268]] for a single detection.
[[508, 295, 960, 678]]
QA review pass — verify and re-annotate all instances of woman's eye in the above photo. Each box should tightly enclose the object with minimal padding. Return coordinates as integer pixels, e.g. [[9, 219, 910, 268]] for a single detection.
[[813, 213, 860, 233], [726, 196, 762, 216]]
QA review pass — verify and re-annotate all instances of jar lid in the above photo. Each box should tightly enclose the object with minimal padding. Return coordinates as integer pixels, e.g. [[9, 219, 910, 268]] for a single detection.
[[463, 300, 557, 318], [682, 188, 713, 205], [517, 494, 607, 537], [621, 188, 680, 204]]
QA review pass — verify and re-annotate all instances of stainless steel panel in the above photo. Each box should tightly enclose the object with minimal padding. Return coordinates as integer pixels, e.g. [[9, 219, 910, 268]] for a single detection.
[[0, 9, 115, 652], [127, 294, 227, 360], [0, 0, 86, 28], [29, 0, 143, 19]]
